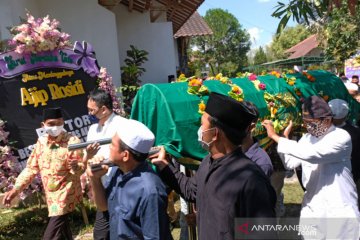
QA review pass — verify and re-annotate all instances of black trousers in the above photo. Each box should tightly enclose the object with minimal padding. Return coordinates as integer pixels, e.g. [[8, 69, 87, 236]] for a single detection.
[[93, 210, 110, 240], [43, 214, 73, 240]]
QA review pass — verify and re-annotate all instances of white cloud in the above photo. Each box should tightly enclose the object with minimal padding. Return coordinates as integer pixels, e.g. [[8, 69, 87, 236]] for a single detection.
[[247, 27, 263, 48]]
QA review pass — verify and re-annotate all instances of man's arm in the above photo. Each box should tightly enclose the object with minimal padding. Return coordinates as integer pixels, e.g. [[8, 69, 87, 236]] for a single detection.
[[151, 147, 197, 202], [68, 136, 86, 176], [3, 141, 41, 206], [87, 165, 108, 211], [160, 164, 197, 202], [277, 134, 351, 164]]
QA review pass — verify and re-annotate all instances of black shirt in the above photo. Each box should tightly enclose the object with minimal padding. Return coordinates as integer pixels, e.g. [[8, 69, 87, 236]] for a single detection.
[[160, 147, 277, 240]]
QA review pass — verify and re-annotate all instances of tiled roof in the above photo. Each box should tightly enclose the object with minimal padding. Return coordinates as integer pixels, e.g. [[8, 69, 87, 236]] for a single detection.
[[174, 11, 213, 38], [285, 35, 320, 59]]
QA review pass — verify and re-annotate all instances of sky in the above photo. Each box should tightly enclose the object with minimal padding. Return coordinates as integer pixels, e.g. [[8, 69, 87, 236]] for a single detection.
[[198, 0, 295, 49]]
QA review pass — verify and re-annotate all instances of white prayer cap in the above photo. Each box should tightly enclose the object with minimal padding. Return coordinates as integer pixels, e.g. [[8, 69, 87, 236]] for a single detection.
[[328, 99, 349, 119], [116, 119, 155, 153]]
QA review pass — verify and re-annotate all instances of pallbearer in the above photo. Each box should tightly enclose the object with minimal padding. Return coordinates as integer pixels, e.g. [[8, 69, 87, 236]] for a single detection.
[[151, 92, 277, 240]]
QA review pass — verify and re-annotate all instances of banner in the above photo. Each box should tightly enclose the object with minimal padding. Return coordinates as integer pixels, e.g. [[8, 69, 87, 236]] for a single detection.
[[345, 52, 360, 79], [0, 42, 99, 161]]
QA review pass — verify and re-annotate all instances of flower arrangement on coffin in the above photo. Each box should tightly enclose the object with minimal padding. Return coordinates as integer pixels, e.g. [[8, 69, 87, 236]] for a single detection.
[[248, 74, 267, 91], [270, 71, 281, 78], [206, 73, 231, 84], [198, 100, 206, 114], [302, 71, 316, 82], [98, 67, 123, 115], [177, 73, 189, 82], [228, 84, 244, 101], [8, 13, 70, 54], [187, 78, 209, 96], [283, 75, 297, 86], [318, 91, 330, 102]]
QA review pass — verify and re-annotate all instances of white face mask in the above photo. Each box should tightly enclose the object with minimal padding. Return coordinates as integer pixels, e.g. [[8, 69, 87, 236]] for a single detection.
[[197, 127, 216, 151], [44, 125, 64, 137]]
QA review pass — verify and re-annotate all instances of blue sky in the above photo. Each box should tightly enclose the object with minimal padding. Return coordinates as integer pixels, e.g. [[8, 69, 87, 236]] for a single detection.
[[198, 0, 295, 49]]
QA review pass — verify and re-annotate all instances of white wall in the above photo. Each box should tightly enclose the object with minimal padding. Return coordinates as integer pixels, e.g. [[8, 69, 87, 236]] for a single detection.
[[0, 0, 121, 87], [114, 4, 177, 84]]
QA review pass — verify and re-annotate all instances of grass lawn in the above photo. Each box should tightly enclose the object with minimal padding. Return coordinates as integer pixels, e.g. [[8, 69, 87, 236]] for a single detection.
[[0, 182, 304, 240]]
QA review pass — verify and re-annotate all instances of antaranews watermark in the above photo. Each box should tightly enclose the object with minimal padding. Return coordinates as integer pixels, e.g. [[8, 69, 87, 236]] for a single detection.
[[235, 217, 360, 239]]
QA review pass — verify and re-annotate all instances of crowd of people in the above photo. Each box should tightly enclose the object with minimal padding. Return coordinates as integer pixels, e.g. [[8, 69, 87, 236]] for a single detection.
[[2, 82, 360, 239]]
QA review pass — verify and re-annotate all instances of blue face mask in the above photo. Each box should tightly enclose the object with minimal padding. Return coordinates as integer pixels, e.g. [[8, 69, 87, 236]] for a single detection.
[[89, 114, 99, 123]]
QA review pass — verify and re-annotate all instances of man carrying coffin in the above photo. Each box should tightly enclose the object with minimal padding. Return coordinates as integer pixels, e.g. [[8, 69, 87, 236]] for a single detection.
[[262, 96, 360, 239], [87, 119, 172, 239], [151, 92, 277, 240], [86, 89, 126, 240], [3, 107, 85, 240]]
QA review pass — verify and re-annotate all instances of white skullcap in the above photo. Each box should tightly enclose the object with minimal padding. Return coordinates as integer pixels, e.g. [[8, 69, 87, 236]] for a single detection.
[[116, 119, 155, 154], [328, 99, 349, 119]]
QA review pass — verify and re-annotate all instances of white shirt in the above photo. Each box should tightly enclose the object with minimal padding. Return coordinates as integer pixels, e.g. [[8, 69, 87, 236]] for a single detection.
[[345, 81, 359, 92], [277, 126, 360, 239], [87, 113, 126, 184]]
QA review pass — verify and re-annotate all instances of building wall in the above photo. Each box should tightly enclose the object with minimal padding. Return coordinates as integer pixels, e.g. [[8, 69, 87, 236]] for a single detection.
[[0, 0, 121, 87], [113, 4, 177, 84]]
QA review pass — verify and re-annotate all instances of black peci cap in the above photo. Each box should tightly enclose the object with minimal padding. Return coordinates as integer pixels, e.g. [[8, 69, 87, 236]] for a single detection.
[[43, 107, 63, 121], [205, 92, 258, 134]]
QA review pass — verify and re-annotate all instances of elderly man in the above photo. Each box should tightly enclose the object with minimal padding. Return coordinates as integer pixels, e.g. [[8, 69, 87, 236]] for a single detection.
[[88, 119, 172, 240], [3, 107, 84, 240], [86, 89, 126, 240], [328, 98, 360, 210], [152, 92, 276, 240], [262, 96, 360, 239]]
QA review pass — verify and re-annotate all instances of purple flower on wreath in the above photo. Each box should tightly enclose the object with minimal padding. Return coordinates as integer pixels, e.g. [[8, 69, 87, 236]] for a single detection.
[[259, 83, 266, 90], [70, 41, 99, 77]]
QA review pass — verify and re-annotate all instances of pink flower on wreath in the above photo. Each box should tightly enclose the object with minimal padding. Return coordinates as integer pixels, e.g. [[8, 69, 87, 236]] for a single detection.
[[258, 83, 266, 90], [248, 74, 257, 81], [98, 67, 123, 115]]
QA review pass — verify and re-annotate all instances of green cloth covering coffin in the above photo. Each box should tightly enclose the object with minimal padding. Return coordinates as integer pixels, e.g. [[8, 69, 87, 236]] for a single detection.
[[131, 70, 360, 169]]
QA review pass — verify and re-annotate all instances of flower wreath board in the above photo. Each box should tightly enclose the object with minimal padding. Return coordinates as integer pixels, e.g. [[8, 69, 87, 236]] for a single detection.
[[0, 29, 100, 163], [131, 70, 360, 170]]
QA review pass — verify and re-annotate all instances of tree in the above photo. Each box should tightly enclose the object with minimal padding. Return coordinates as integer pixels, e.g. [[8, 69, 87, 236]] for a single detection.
[[272, 0, 358, 33], [272, 0, 360, 64], [120, 45, 148, 113], [191, 9, 251, 76], [253, 46, 268, 65], [323, 5, 360, 63], [269, 25, 312, 60]]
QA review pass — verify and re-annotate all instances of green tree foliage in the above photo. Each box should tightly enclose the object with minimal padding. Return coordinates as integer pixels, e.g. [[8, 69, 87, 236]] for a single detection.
[[191, 9, 251, 76], [269, 25, 312, 60], [253, 46, 268, 65], [323, 5, 360, 63], [272, 0, 360, 64], [120, 45, 148, 113], [272, 0, 358, 33]]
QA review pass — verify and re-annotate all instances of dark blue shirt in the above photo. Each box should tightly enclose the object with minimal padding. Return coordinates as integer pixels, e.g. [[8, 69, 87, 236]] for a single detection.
[[245, 139, 273, 178], [105, 162, 172, 240]]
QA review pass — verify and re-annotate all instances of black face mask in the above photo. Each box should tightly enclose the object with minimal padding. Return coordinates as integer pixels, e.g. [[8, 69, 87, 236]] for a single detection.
[[89, 114, 99, 123]]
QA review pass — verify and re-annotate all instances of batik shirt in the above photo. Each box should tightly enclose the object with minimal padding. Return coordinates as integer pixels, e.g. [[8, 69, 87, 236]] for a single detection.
[[14, 132, 85, 217]]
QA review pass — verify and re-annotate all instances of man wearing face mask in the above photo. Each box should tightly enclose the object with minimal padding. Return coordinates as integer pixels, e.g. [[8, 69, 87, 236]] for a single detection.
[[3, 107, 85, 240], [86, 89, 126, 240], [151, 92, 277, 240], [262, 96, 360, 239]]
